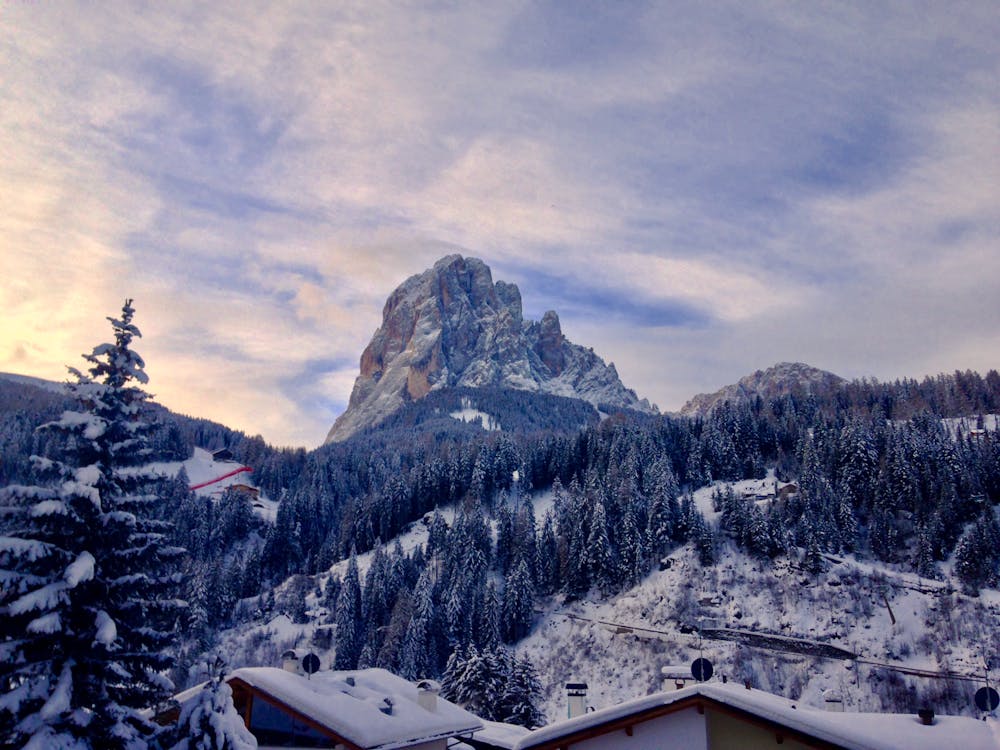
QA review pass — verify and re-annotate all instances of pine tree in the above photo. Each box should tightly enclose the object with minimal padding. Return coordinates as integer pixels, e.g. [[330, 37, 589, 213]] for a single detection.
[[445, 574, 473, 648], [0, 300, 184, 749], [375, 590, 413, 672], [645, 461, 679, 557], [321, 573, 341, 622], [954, 510, 1000, 593], [618, 502, 648, 588], [440, 645, 507, 721], [500, 655, 545, 728], [495, 501, 515, 576], [584, 500, 617, 595], [535, 512, 559, 595], [914, 522, 939, 580], [170, 661, 257, 750], [442, 645, 541, 727], [333, 550, 362, 669], [476, 582, 501, 651], [512, 496, 538, 577], [398, 569, 437, 679], [426, 508, 448, 557], [693, 514, 717, 567], [501, 560, 535, 643]]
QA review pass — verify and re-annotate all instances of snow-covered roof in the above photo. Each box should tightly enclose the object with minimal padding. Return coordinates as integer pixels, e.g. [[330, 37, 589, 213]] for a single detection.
[[467, 719, 531, 750], [228, 667, 482, 750], [658, 664, 695, 679], [513, 682, 999, 750]]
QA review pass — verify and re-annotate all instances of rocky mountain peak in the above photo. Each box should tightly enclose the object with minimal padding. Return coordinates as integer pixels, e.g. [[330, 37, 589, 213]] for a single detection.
[[679, 361, 845, 417], [325, 255, 653, 442]]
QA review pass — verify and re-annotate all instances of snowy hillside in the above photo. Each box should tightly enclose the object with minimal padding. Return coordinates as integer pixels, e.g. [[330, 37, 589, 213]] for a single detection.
[[519, 538, 1000, 721], [196, 474, 1000, 724], [148, 447, 278, 521]]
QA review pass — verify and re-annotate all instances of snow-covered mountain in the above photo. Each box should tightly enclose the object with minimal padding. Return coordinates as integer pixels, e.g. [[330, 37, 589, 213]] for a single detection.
[[326, 255, 654, 443], [679, 362, 845, 417]]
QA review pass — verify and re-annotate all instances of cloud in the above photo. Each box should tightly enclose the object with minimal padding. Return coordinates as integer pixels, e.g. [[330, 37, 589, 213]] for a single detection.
[[1, 1, 998, 444]]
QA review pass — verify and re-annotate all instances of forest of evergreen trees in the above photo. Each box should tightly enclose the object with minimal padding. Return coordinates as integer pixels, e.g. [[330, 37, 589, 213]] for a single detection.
[[2, 315, 999, 742], [145, 366, 1000, 705]]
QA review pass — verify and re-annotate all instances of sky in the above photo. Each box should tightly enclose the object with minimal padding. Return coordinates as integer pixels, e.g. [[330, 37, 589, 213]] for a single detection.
[[2, 2, 998, 448]]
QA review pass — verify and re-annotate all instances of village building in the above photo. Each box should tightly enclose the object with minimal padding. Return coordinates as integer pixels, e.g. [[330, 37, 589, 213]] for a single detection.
[[166, 666, 482, 750], [490, 682, 998, 750]]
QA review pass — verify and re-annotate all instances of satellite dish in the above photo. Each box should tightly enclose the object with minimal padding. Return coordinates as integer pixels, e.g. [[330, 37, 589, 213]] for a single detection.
[[302, 652, 321, 675], [974, 686, 999, 712], [691, 658, 714, 682]]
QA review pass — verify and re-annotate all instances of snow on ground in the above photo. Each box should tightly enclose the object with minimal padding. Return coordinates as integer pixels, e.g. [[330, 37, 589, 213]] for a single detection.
[[323, 486, 556, 584], [692, 469, 789, 522], [323, 509, 453, 583], [942, 414, 999, 438], [199, 614, 316, 682], [517, 535, 1000, 724], [149, 448, 245, 491], [449, 398, 500, 431], [0, 371, 68, 394], [249, 495, 280, 523], [197, 478, 1000, 725], [147, 448, 276, 521]]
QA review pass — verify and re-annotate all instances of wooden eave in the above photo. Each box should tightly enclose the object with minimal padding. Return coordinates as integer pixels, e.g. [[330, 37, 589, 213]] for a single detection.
[[228, 676, 366, 750]]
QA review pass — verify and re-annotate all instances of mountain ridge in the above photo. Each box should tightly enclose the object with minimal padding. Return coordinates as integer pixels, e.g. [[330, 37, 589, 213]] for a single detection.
[[325, 255, 654, 443], [679, 362, 846, 418]]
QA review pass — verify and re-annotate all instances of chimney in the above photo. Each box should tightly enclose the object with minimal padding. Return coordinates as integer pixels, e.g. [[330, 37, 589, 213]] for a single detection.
[[566, 683, 588, 719], [417, 680, 440, 712], [918, 707, 935, 725], [660, 666, 688, 691], [281, 649, 300, 673]]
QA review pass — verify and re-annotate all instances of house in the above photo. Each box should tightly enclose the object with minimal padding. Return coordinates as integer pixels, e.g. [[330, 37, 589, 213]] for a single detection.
[[777, 484, 799, 501], [463, 720, 531, 750], [229, 482, 261, 499], [505, 682, 998, 750], [166, 666, 482, 750]]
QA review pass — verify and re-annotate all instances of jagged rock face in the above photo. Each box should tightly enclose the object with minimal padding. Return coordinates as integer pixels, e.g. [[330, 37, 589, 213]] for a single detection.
[[679, 362, 845, 417], [326, 255, 653, 442]]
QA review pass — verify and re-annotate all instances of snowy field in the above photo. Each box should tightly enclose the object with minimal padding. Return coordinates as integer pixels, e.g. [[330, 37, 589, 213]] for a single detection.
[[147, 448, 278, 521], [692, 469, 790, 522], [449, 401, 501, 431], [942, 414, 999, 438]]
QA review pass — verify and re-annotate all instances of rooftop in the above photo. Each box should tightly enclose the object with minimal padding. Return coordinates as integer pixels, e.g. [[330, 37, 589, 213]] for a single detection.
[[513, 682, 999, 750], [176, 667, 482, 750]]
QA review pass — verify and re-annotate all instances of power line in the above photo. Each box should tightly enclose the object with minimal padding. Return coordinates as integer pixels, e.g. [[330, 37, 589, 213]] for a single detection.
[[561, 612, 986, 684]]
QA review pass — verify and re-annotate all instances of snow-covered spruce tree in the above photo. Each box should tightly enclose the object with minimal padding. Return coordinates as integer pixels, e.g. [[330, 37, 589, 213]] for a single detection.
[[0, 300, 185, 749], [441, 646, 543, 727], [332, 549, 362, 670], [499, 655, 544, 729], [170, 661, 256, 750], [500, 560, 534, 644], [397, 568, 437, 680]]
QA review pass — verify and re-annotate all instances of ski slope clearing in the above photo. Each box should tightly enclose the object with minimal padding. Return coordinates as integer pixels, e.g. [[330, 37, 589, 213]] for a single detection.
[[450, 397, 500, 431], [692, 469, 791, 522], [147, 448, 278, 521]]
